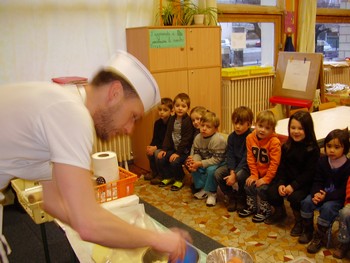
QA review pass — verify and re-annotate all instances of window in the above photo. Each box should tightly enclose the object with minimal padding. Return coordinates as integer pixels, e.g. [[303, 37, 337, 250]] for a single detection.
[[218, 1, 282, 68]]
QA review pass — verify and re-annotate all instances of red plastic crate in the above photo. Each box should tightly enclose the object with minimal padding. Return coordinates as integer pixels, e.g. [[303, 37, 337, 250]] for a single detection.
[[94, 167, 138, 203]]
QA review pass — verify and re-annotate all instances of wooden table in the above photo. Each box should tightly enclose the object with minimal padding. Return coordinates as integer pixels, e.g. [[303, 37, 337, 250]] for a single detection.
[[275, 106, 350, 144]]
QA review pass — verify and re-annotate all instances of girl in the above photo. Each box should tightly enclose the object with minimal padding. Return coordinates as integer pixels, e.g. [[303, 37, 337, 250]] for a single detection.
[[298, 128, 350, 254], [265, 111, 320, 238], [189, 106, 207, 137]]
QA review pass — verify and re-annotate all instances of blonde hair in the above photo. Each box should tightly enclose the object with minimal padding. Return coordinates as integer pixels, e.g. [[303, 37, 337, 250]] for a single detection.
[[256, 110, 277, 129], [190, 106, 207, 117], [201, 111, 220, 128]]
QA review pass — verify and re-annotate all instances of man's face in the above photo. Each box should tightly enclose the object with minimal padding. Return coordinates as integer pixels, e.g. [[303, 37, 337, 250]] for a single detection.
[[93, 96, 144, 140]]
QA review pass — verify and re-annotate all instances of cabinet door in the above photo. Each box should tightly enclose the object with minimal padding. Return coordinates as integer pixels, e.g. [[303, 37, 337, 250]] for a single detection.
[[188, 67, 222, 120], [186, 27, 221, 68], [153, 70, 188, 98]]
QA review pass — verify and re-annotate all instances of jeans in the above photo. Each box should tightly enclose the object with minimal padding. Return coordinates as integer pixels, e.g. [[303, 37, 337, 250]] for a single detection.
[[300, 194, 343, 227], [192, 163, 223, 192], [157, 150, 188, 181], [215, 165, 249, 197], [338, 205, 350, 243], [147, 149, 161, 176], [244, 182, 269, 201]]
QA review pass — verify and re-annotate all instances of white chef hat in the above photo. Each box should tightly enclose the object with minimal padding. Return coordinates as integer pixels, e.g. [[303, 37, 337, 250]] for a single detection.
[[105, 50, 160, 112]]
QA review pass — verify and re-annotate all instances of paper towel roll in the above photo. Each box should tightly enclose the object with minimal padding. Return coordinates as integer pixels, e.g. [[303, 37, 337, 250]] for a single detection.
[[92, 151, 119, 183]]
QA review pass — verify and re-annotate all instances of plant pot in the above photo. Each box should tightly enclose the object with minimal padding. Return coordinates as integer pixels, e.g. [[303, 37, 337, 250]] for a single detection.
[[193, 14, 205, 25]]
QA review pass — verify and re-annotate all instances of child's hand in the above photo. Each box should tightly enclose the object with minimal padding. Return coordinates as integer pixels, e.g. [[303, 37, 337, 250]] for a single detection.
[[284, 185, 294, 196], [146, 145, 157, 156], [278, 185, 286, 196], [246, 177, 256, 186], [255, 178, 266, 187], [188, 161, 201, 172], [157, 150, 166, 159], [224, 172, 236, 186], [169, 153, 179, 162], [312, 190, 326, 205]]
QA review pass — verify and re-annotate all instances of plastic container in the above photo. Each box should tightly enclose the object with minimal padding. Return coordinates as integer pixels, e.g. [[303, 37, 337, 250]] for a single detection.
[[95, 167, 138, 203], [222, 68, 250, 78], [11, 179, 54, 224]]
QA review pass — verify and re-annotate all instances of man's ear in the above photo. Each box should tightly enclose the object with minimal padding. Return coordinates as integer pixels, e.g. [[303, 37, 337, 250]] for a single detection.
[[107, 80, 124, 105]]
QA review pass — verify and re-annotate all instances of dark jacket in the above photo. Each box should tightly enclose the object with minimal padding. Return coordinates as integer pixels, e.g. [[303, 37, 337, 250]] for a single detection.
[[150, 118, 169, 149], [311, 155, 350, 204], [274, 141, 320, 191], [226, 129, 251, 173], [162, 113, 194, 155]]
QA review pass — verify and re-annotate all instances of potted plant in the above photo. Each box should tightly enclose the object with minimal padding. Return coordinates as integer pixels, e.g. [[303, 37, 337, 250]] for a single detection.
[[183, 2, 219, 26], [155, 1, 184, 26]]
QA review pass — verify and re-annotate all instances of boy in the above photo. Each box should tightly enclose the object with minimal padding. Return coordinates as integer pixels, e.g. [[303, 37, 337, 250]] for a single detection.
[[144, 97, 173, 184], [238, 110, 281, 223], [157, 93, 195, 191], [187, 111, 227, 207], [215, 106, 254, 212]]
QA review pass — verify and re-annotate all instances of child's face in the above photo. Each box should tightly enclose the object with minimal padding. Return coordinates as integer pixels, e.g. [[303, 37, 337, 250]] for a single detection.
[[325, 138, 344, 160], [255, 121, 274, 140], [158, 104, 171, 121], [233, 121, 250, 135], [289, 119, 305, 142], [173, 99, 189, 118], [191, 112, 202, 129], [200, 121, 217, 138]]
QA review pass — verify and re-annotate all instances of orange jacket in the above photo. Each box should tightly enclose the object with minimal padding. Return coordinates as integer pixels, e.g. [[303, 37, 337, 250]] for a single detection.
[[345, 176, 350, 206], [246, 130, 281, 184]]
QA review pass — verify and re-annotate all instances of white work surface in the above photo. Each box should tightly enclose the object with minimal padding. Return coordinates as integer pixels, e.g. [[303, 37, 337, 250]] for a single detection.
[[56, 195, 207, 263], [275, 106, 350, 142]]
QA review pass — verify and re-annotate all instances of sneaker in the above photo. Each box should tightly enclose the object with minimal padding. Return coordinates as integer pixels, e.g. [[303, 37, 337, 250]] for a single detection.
[[190, 183, 201, 194], [238, 207, 256, 218], [252, 213, 268, 223], [194, 189, 208, 200], [206, 193, 217, 207], [150, 176, 162, 185], [143, 172, 154, 180]]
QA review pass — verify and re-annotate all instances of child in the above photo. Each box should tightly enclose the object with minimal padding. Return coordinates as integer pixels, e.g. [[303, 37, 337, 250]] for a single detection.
[[157, 93, 195, 191], [189, 106, 207, 137], [144, 97, 173, 184], [333, 176, 350, 259], [215, 106, 254, 212], [298, 129, 350, 254], [238, 110, 281, 223], [265, 111, 320, 238], [187, 111, 227, 207]]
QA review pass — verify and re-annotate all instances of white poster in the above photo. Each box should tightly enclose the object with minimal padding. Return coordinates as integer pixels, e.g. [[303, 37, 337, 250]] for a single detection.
[[231, 32, 246, 49], [282, 59, 311, 91]]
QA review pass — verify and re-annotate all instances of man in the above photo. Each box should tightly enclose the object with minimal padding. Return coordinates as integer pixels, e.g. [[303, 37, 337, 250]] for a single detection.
[[0, 51, 190, 262]]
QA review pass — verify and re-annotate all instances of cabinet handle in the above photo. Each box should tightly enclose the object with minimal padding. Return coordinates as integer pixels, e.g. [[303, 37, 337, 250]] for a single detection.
[[190, 47, 194, 51], [180, 48, 184, 51]]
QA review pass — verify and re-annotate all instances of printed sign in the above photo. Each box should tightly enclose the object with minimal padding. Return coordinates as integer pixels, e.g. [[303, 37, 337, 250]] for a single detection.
[[149, 29, 186, 48]]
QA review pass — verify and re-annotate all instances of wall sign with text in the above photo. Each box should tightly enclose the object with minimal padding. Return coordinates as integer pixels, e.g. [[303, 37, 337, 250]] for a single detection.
[[149, 29, 186, 48]]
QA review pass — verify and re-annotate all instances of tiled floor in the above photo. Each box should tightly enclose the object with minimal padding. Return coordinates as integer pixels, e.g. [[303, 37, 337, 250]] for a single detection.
[[130, 165, 350, 263]]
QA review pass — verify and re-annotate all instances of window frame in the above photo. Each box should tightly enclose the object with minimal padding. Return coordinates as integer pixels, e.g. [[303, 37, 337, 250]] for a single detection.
[[217, 3, 283, 68]]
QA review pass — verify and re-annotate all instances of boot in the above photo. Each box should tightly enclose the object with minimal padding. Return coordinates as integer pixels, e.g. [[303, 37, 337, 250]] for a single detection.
[[307, 224, 329, 254], [290, 210, 303, 237], [264, 204, 287, 225], [252, 200, 272, 223], [333, 241, 349, 259], [238, 195, 257, 218], [226, 191, 237, 212], [236, 193, 247, 212], [298, 218, 314, 244]]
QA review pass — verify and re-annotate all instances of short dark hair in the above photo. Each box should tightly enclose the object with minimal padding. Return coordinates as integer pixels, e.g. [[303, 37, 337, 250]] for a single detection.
[[91, 69, 138, 100], [161, 97, 173, 110], [324, 128, 350, 155], [174, 93, 190, 108], [231, 106, 254, 125]]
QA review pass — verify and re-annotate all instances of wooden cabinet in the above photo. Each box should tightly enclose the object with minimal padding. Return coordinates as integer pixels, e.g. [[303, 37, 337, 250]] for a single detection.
[[126, 26, 221, 169]]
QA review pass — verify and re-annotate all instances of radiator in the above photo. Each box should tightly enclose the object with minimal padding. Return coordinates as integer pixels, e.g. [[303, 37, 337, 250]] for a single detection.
[[221, 75, 274, 133], [323, 66, 350, 86], [93, 134, 132, 170]]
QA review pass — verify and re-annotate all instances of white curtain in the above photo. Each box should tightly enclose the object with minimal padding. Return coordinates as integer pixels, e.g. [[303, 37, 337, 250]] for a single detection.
[[0, 0, 156, 84]]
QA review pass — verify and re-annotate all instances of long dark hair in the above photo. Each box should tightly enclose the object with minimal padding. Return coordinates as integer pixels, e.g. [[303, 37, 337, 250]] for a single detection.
[[285, 111, 319, 151]]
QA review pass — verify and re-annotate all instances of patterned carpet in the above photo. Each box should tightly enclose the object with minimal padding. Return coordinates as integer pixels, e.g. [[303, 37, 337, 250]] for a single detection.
[[130, 165, 350, 263]]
